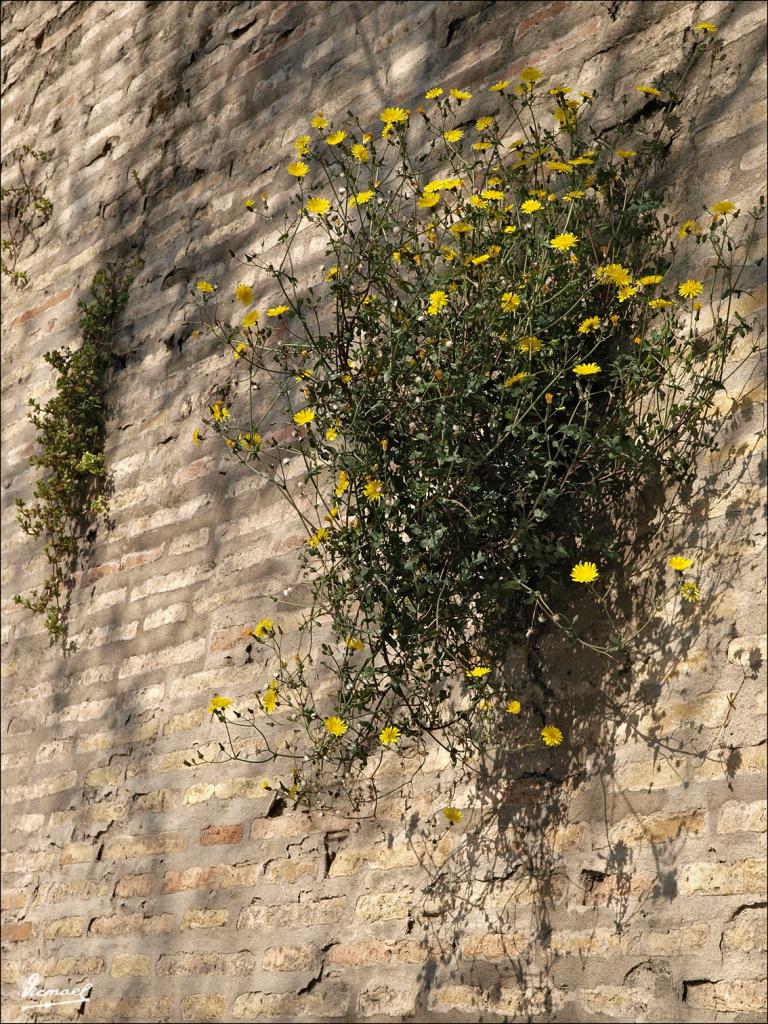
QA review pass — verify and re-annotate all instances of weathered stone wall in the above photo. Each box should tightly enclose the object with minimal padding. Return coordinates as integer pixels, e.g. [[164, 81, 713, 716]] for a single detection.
[[1, 2, 766, 1022]]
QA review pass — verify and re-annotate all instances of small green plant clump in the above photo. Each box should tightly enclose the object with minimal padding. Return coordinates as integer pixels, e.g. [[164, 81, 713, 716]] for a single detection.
[[1, 145, 54, 290], [192, 22, 762, 809], [14, 259, 142, 641]]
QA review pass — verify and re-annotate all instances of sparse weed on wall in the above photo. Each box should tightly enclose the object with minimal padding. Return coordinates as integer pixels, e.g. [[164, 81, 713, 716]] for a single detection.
[[1, 145, 54, 290], [193, 20, 763, 812], [14, 258, 142, 643]]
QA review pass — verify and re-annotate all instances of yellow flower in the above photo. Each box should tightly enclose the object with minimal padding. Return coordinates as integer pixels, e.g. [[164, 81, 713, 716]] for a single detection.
[[475, 116, 494, 130], [449, 221, 472, 236], [307, 527, 329, 549], [693, 21, 717, 32], [207, 695, 232, 714], [503, 225, 517, 234], [573, 362, 601, 375], [678, 219, 701, 239], [649, 297, 674, 309], [349, 190, 375, 206], [262, 689, 279, 713], [287, 160, 310, 177], [489, 79, 510, 92], [541, 725, 563, 747], [549, 232, 578, 251], [288, 782, 300, 800], [471, 253, 490, 265], [233, 341, 248, 360], [427, 290, 448, 315], [569, 156, 594, 166], [345, 637, 365, 650], [192, 428, 201, 447], [578, 316, 600, 333], [616, 149, 637, 159], [481, 190, 504, 203], [444, 128, 464, 142], [520, 66, 543, 82], [417, 193, 440, 208], [680, 581, 701, 602], [379, 725, 401, 746], [267, 304, 290, 316], [325, 266, 338, 280], [363, 477, 383, 502], [449, 88, 472, 101], [639, 274, 664, 286], [545, 392, 554, 404], [506, 699, 521, 715], [244, 198, 256, 209], [466, 666, 491, 678], [324, 715, 348, 736], [335, 470, 350, 496], [501, 292, 521, 312], [235, 283, 254, 305], [248, 617, 274, 639], [472, 141, 491, 152], [294, 408, 315, 425], [325, 129, 346, 145], [547, 160, 572, 173], [635, 85, 661, 96], [503, 372, 528, 387], [679, 279, 703, 299], [425, 87, 443, 99], [305, 196, 331, 215], [710, 200, 736, 217], [424, 176, 463, 193], [381, 106, 409, 124], [211, 401, 230, 422], [443, 806, 463, 823], [196, 280, 215, 293], [260, 778, 272, 790], [669, 556, 693, 571], [520, 335, 543, 354], [325, 425, 338, 441], [242, 310, 260, 329], [617, 284, 639, 302], [596, 263, 632, 287], [311, 113, 328, 129], [570, 561, 598, 583], [294, 133, 310, 150], [469, 196, 488, 210], [520, 198, 543, 214], [351, 143, 369, 162], [239, 431, 261, 450]]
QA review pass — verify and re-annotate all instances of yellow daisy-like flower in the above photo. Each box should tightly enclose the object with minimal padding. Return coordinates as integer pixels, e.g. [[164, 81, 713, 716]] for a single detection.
[[233, 341, 248, 360], [693, 21, 717, 32], [381, 106, 409, 124], [444, 128, 464, 142], [489, 79, 510, 92], [244, 198, 256, 209], [325, 425, 338, 442], [349, 190, 375, 207], [578, 316, 600, 333], [503, 225, 517, 234], [547, 160, 572, 173], [239, 431, 261, 450], [616, 149, 637, 159], [379, 725, 401, 746], [501, 291, 521, 312], [678, 279, 703, 299], [639, 274, 664, 285], [649, 297, 674, 309], [635, 85, 661, 96], [678, 219, 701, 239], [311, 113, 328, 129], [351, 143, 369, 162], [617, 284, 639, 302], [520, 335, 543, 354], [596, 263, 632, 287], [324, 716, 348, 736], [569, 156, 594, 166], [710, 200, 736, 217], [287, 161, 310, 177], [235, 283, 254, 305], [326, 130, 346, 145], [471, 253, 491, 265], [307, 527, 329, 549], [449, 88, 472, 100], [573, 363, 601, 375], [449, 221, 472, 236], [425, 87, 443, 99], [427, 290, 448, 315], [424, 176, 463, 193], [325, 266, 339, 281], [571, 561, 598, 583], [262, 689, 279, 713], [335, 470, 350, 496], [469, 196, 488, 210], [520, 198, 543, 214], [267, 304, 290, 316], [211, 401, 229, 422], [443, 806, 463, 824], [242, 310, 260, 329], [305, 196, 331, 215], [506, 699, 521, 715], [520, 66, 543, 82], [363, 477, 383, 502], [466, 666, 491, 678], [669, 555, 692, 571], [472, 142, 491, 152], [294, 408, 315, 425], [549, 232, 579, 251], [541, 725, 564, 747], [249, 617, 274, 639], [345, 637, 365, 650], [503, 372, 528, 387], [417, 193, 440, 208], [481, 189, 504, 201], [208, 695, 232, 714], [196, 280, 215, 293], [475, 116, 494, 131], [680, 581, 701, 602], [294, 133, 310, 150]]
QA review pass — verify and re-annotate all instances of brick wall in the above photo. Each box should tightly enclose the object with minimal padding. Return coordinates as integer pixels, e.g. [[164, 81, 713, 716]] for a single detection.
[[1, 2, 765, 1021]]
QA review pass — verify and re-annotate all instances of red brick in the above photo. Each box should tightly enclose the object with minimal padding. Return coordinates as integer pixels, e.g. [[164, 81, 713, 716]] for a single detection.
[[11, 288, 73, 327], [200, 823, 244, 845], [2, 922, 33, 942]]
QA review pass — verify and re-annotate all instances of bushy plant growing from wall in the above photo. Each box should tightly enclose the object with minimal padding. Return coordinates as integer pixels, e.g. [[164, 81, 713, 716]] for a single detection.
[[194, 22, 763, 811]]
